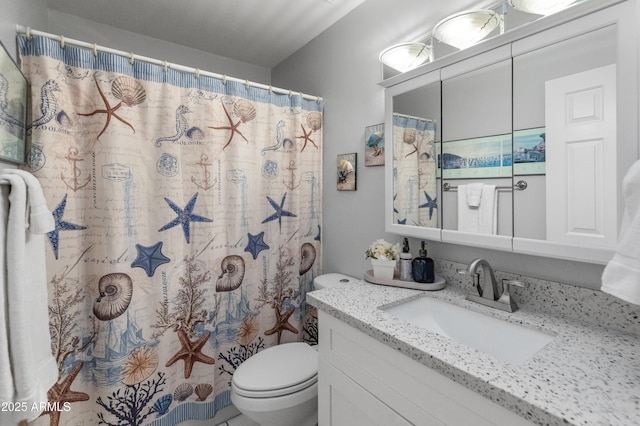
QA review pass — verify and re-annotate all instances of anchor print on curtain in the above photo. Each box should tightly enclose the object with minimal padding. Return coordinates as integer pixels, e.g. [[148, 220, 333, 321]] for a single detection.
[[19, 35, 322, 426]]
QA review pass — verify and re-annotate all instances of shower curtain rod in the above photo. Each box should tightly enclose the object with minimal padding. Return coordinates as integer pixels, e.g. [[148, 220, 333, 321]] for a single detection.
[[15, 25, 323, 102]]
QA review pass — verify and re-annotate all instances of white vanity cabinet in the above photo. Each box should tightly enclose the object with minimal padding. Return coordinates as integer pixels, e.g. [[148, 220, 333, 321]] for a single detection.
[[317, 312, 535, 426]]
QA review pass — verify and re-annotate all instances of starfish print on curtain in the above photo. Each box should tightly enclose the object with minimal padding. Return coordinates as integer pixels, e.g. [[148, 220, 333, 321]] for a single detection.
[[262, 193, 297, 231], [158, 193, 213, 243], [18, 34, 322, 426], [43, 362, 90, 426], [77, 76, 145, 140], [47, 194, 87, 259], [209, 99, 256, 150], [166, 330, 216, 379], [130, 242, 171, 277]]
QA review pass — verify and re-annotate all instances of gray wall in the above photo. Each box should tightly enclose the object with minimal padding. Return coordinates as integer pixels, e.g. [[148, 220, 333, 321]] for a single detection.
[[272, 0, 607, 290], [46, 10, 271, 84], [0, 0, 47, 62]]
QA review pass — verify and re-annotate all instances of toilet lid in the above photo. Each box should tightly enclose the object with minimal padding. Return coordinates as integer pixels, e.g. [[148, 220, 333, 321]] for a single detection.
[[232, 342, 318, 397]]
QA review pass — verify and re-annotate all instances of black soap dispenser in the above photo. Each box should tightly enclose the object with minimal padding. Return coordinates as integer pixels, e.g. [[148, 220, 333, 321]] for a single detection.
[[412, 241, 434, 283]]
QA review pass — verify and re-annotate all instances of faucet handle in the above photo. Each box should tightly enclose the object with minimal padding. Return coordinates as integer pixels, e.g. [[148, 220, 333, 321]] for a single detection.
[[457, 268, 469, 275], [502, 279, 527, 289]]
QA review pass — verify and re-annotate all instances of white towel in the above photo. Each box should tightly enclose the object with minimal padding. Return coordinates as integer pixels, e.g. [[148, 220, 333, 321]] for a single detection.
[[466, 182, 484, 207], [0, 171, 58, 423], [458, 184, 497, 234], [602, 160, 640, 305]]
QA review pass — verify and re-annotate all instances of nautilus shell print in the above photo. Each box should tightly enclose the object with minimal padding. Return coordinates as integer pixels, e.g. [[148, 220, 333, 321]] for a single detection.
[[306, 111, 322, 132], [299, 243, 317, 275], [233, 99, 256, 123], [111, 76, 146, 107], [216, 255, 246, 292], [93, 272, 134, 321]]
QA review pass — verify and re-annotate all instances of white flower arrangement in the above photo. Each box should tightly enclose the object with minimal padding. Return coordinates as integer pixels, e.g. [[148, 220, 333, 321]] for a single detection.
[[365, 239, 400, 261]]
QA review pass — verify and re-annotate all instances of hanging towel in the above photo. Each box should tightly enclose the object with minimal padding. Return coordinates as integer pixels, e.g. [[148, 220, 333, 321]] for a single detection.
[[0, 171, 58, 424], [466, 182, 484, 207], [602, 160, 640, 305], [458, 184, 497, 234]]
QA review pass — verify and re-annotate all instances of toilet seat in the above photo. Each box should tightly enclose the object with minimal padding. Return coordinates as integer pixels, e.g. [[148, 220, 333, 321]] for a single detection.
[[232, 342, 318, 398]]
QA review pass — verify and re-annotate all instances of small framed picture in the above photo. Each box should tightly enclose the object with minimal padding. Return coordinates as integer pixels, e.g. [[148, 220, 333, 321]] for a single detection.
[[364, 123, 385, 166], [337, 152, 357, 191]]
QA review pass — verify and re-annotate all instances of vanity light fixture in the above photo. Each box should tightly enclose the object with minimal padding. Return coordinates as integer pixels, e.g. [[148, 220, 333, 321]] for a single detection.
[[508, 0, 577, 16], [379, 42, 431, 73], [432, 9, 502, 50]]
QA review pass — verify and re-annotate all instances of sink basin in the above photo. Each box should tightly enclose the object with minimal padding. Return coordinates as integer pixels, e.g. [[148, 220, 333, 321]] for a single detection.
[[383, 297, 554, 365]]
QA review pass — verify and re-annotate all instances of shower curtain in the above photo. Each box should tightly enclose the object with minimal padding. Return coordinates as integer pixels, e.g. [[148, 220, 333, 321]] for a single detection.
[[18, 35, 322, 426], [392, 113, 437, 227]]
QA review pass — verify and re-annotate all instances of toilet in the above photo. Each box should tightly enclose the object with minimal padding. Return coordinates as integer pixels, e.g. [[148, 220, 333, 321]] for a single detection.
[[230, 273, 354, 426]]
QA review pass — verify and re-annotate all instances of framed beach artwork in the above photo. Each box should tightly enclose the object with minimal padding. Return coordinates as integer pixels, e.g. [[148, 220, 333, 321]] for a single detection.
[[513, 127, 546, 175], [441, 134, 512, 179], [0, 41, 27, 164], [337, 152, 357, 191], [364, 123, 385, 166]]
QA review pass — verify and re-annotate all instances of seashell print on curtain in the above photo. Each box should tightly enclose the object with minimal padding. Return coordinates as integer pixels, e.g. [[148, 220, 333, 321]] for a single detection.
[[18, 35, 322, 426]]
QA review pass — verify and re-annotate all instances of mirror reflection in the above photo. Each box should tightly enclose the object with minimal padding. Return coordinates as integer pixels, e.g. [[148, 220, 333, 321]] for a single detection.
[[441, 56, 513, 237], [512, 24, 616, 242], [391, 82, 441, 229]]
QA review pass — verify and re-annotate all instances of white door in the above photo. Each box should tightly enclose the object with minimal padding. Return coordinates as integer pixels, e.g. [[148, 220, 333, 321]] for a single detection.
[[545, 64, 617, 248]]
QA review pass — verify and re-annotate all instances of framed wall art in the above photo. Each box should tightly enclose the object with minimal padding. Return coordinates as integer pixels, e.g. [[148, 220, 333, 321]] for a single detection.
[[441, 134, 512, 179], [364, 123, 384, 166], [513, 127, 546, 175], [0, 41, 27, 164], [337, 152, 356, 191]]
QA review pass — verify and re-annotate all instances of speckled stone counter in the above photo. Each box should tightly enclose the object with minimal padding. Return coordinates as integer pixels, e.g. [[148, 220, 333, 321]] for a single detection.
[[307, 261, 640, 426]]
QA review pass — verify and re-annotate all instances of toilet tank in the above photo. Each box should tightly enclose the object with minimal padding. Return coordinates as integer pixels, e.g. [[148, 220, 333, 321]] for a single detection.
[[313, 273, 355, 291]]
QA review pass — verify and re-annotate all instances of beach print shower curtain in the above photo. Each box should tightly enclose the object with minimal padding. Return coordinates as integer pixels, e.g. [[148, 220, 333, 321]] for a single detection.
[[393, 113, 437, 227], [19, 35, 322, 426]]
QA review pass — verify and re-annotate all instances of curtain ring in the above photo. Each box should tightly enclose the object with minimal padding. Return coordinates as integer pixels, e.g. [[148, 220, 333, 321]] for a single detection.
[[92, 43, 98, 57], [129, 52, 135, 65], [195, 67, 200, 79], [163, 60, 169, 72], [59, 35, 65, 48], [245, 79, 250, 90], [288, 90, 292, 98], [268, 85, 273, 93], [26, 27, 32, 40], [223, 75, 227, 85]]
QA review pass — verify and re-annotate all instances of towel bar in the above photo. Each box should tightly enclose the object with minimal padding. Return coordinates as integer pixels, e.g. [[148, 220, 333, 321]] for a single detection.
[[443, 180, 527, 192]]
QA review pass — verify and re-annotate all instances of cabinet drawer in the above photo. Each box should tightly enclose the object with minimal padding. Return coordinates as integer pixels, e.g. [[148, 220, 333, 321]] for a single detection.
[[319, 358, 414, 426]]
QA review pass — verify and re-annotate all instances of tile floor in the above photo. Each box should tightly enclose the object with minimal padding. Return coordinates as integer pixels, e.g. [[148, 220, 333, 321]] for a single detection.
[[215, 414, 258, 426]]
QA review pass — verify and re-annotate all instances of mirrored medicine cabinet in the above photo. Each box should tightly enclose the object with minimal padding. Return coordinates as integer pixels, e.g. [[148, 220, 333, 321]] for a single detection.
[[383, 0, 639, 264]]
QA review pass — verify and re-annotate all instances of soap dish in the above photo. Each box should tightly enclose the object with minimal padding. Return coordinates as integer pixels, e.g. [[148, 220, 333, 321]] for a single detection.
[[363, 270, 446, 291]]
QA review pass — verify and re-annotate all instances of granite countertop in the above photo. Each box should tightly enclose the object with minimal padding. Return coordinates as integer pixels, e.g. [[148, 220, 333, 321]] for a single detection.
[[307, 267, 640, 426]]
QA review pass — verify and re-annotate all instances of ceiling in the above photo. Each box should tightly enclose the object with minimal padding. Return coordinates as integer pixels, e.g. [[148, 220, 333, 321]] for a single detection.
[[44, 0, 368, 69]]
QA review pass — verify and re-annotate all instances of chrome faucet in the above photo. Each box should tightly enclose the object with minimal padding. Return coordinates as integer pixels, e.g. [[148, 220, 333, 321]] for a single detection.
[[458, 258, 525, 313]]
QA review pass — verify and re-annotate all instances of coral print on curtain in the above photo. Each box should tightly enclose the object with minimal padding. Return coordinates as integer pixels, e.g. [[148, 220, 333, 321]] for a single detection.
[[18, 35, 322, 426]]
